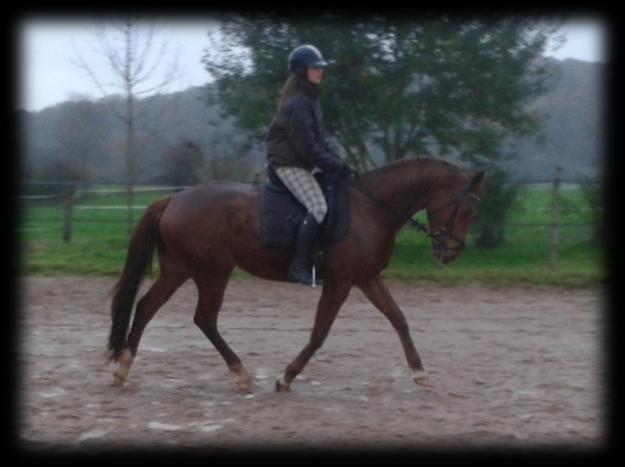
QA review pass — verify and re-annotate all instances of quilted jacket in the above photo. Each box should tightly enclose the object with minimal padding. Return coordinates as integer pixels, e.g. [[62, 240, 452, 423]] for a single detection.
[[266, 78, 345, 174]]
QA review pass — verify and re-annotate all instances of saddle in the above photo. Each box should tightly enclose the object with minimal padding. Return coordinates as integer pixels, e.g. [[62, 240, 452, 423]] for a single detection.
[[259, 166, 350, 252]]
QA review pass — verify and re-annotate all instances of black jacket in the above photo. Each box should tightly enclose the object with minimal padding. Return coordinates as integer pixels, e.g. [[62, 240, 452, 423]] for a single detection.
[[266, 78, 344, 173]]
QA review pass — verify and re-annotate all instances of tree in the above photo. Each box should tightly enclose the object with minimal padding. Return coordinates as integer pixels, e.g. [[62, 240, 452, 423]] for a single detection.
[[202, 15, 561, 246], [52, 98, 111, 187], [471, 166, 521, 247], [73, 17, 181, 235], [158, 141, 205, 186], [203, 15, 559, 165]]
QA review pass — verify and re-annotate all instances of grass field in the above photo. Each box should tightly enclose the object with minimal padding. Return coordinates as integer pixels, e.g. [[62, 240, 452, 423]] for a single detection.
[[16, 185, 604, 286]]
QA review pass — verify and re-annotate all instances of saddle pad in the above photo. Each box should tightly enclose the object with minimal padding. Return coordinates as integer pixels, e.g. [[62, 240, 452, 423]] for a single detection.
[[260, 168, 350, 250]]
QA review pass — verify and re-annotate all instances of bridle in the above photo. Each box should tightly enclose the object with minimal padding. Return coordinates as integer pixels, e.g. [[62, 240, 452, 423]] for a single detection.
[[427, 188, 481, 256], [351, 179, 481, 256]]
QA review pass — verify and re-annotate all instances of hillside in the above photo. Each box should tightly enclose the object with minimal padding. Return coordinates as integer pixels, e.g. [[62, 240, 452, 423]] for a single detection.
[[19, 57, 606, 185], [509, 58, 605, 182]]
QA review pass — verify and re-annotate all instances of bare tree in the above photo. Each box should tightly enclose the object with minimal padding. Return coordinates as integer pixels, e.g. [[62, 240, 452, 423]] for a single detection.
[[72, 17, 181, 235], [53, 98, 109, 187]]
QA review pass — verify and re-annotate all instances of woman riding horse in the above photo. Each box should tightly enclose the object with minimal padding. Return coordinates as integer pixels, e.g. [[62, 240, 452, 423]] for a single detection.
[[106, 46, 485, 394]]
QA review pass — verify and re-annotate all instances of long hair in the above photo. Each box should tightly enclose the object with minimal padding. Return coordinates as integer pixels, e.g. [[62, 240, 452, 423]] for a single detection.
[[277, 73, 299, 111]]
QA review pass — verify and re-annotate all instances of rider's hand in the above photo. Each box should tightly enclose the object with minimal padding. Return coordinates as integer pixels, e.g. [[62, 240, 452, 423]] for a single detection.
[[347, 165, 359, 179], [340, 162, 359, 179]]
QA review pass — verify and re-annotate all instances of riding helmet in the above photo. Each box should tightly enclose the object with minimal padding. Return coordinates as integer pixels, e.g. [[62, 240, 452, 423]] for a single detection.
[[288, 45, 329, 74]]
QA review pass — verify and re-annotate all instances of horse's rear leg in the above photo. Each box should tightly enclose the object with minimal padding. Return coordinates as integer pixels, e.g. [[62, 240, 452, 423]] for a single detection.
[[357, 276, 431, 387], [193, 271, 254, 393], [112, 273, 187, 386], [276, 281, 351, 392]]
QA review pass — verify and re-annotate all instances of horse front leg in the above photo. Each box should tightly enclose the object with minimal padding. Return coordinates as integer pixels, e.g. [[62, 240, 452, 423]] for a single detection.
[[276, 281, 351, 392], [357, 276, 432, 387]]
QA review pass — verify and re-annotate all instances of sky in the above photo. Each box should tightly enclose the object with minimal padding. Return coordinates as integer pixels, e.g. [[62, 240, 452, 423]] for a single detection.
[[18, 17, 608, 112]]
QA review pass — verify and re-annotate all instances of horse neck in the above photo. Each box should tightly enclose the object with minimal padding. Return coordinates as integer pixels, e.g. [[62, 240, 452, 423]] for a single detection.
[[356, 158, 459, 230]]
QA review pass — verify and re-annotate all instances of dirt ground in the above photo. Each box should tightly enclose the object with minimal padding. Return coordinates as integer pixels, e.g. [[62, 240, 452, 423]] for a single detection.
[[17, 276, 606, 452]]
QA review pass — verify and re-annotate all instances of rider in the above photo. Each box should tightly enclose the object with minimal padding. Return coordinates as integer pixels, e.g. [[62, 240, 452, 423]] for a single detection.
[[265, 44, 351, 286]]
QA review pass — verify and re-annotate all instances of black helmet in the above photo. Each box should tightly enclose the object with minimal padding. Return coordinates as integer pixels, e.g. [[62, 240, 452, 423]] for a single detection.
[[288, 45, 328, 74]]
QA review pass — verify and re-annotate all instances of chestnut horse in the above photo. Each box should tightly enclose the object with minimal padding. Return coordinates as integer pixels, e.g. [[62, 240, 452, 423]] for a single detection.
[[108, 157, 484, 392]]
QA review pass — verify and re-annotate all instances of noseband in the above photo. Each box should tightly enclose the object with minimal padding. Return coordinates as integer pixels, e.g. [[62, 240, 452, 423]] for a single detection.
[[428, 188, 481, 256]]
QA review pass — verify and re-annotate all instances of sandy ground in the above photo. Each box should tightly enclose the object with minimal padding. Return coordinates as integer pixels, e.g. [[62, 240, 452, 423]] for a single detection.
[[17, 276, 606, 452]]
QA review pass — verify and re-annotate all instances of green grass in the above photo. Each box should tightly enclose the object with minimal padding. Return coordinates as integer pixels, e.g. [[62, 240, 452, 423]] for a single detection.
[[385, 227, 602, 286], [17, 189, 172, 276], [16, 186, 605, 286]]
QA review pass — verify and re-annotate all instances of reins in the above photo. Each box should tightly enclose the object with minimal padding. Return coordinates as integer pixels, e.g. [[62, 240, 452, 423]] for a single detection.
[[349, 178, 481, 249], [349, 179, 430, 234]]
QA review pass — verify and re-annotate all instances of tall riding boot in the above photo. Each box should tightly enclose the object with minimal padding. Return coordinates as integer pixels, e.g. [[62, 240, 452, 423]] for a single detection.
[[288, 213, 322, 286]]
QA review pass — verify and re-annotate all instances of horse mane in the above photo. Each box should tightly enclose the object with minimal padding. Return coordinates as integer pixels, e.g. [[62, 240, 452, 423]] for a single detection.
[[356, 156, 465, 192]]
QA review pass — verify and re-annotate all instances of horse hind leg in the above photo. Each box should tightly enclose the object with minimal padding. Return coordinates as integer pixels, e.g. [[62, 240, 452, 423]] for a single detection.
[[193, 270, 255, 393], [112, 273, 187, 386]]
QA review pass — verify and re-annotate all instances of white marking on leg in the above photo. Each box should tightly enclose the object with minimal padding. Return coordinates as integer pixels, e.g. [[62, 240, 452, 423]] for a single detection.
[[412, 369, 432, 387], [275, 375, 290, 392], [112, 349, 133, 386], [230, 364, 255, 393]]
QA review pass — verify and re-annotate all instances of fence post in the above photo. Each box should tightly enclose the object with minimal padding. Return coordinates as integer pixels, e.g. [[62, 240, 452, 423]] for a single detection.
[[549, 167, 562, 271], [62, 185, 75, 243]]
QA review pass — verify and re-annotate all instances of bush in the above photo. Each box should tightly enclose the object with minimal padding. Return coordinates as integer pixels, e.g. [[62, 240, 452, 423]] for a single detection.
[[472, 166, 521, 248]]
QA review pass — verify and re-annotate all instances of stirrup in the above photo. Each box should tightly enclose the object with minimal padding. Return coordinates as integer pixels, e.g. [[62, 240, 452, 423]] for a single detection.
[[288, 265, 323, 287], [311, 265, 322, 288]]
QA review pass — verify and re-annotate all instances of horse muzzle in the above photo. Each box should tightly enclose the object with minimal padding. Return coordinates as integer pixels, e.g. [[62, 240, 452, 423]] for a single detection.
[[432, 247, 458, 265], [431, 232, 465, 265]]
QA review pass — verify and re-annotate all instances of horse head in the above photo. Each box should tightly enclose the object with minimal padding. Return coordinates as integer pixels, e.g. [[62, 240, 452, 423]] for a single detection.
[[425, 171, 485, 264]]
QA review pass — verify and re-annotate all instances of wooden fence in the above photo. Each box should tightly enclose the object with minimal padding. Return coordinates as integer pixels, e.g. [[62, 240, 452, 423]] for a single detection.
[[17, 171, 597, 270]]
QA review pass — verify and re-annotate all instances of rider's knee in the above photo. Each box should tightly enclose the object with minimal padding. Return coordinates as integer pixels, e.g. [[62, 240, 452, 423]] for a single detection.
[[310, 202, 327, 224]]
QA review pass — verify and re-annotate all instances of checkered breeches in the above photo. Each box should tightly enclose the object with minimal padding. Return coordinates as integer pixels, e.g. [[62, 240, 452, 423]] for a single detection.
[[274, 167, 328, 223]]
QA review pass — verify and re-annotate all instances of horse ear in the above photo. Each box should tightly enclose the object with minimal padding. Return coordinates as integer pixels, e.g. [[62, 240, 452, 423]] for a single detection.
[[470, 171, 485, 191]]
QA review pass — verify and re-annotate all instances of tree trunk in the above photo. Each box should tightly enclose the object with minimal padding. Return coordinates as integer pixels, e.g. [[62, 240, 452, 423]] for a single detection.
[[125, 104, 135, 237], [125, 22, 135, 237]]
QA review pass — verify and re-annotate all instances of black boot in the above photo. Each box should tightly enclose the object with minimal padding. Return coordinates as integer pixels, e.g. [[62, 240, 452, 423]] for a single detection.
[[288, 213, 323, 286]]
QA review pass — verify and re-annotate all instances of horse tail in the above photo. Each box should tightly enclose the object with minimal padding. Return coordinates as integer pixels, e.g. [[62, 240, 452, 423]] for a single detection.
[[107, 196, 171, 362]]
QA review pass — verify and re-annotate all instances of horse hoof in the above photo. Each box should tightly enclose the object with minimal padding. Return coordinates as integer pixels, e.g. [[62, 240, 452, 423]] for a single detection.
[[236, 379, 255, 393], [112, 349, 133, 387], [275, 376, 290, 392], [230, 364, 255, 393], [112, 372, 125, 387], [413, 370, 432, 388]]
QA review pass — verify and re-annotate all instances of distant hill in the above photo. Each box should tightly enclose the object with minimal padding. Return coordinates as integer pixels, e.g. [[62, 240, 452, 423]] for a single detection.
[[19, 57, 606, 185], [507, 58, 605, 182]]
